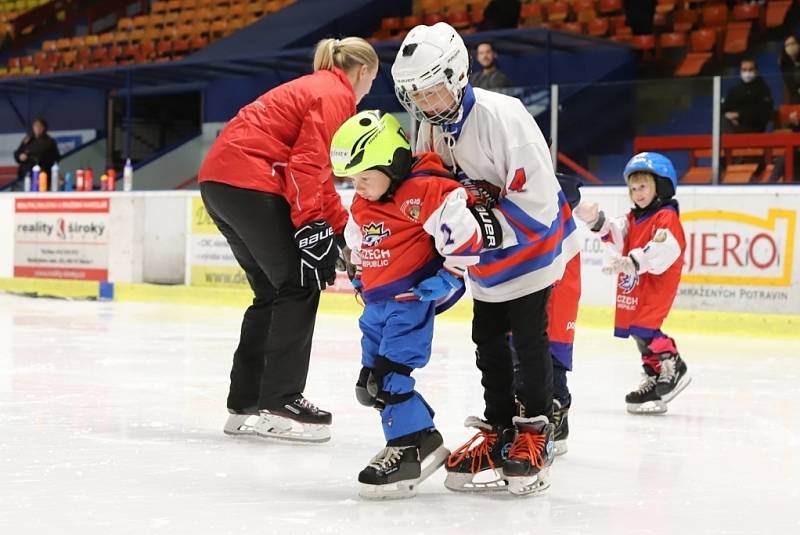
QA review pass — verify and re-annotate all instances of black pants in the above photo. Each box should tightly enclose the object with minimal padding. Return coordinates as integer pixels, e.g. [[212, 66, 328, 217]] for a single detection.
[[200, 181, 321, 411], [473, 287, 553, 427]]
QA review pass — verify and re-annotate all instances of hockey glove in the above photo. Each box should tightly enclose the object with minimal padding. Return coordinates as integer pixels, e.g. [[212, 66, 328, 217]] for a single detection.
[[412, 269, 463, 301], [574, 202, 607, 232], [294, 220, 338, 291], [469, 204, 502, 250], [602, 253, 639, 277]]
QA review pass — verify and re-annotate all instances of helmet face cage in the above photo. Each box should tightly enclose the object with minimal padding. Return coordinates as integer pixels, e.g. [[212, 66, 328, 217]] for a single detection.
[[395, 76, 465, 126]]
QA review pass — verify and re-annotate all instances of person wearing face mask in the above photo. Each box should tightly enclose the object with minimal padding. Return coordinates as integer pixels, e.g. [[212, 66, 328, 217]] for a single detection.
[[722, 58, 774, 134], [198, 37, 379, 444], [779, 35, 800, 104]]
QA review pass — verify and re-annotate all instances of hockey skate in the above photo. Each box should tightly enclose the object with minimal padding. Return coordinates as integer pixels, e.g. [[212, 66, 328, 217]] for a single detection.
[[359, 429, 449, 500], [656, 354, 692, 404], [252, 396, 332, 443], [223, 406, 259, 436], [626, 366, 666, 414], [552, 399, 570, 456], [444, 416, 515, 492], [503, 415, 555, 497]]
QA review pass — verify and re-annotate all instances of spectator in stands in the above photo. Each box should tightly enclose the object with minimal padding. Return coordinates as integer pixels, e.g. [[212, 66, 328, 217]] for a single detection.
[[13, 117, 60, 186], [722, 58, 774, 134], [623, 0, 656, 36], [469, 42, 513, 90], [779, 35, 800, 104], [198, 37, 379, 443], [478, 0, 521, 31]]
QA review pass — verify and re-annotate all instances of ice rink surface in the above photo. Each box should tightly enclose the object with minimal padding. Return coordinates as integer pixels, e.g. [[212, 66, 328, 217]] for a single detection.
[[1, 293, 798, 534]]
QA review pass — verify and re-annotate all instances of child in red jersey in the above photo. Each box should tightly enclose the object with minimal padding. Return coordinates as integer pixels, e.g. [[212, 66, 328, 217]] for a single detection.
[[575, 152, 691, 414], [330, 110, 503, 499]]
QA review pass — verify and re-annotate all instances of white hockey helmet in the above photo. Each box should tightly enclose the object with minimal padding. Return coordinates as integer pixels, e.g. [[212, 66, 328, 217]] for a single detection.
[[391, 22, 470, 125]]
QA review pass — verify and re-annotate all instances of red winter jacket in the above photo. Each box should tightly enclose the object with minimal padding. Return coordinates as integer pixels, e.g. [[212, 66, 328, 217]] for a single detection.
[[198, 68, 355, 233]]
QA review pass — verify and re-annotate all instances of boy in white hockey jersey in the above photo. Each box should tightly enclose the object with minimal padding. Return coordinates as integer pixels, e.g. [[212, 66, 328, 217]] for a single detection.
[[575, 152, 691, 414], [392, 23, 580, 496], [330, 110, 502, 499]]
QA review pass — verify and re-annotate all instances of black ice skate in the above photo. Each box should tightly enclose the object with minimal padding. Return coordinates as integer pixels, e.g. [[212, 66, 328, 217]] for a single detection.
[[553, 398, 570, 456], [254, 396, 332, 443], [359, 429, 449, 500], [444, 417, 515, 492], [503, 415, 555, 496], [625, 366, 666, 414], [656, 354, 692, 404]]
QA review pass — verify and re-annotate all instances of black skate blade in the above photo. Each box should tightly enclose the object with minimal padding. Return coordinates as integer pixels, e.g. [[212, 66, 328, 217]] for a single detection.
[[660, 375, 692, 404]]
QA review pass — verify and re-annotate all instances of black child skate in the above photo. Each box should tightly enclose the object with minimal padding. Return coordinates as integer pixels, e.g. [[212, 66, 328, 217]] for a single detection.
[[656, 355, 691, 404], [358, 429, 449, 500], [625, 365, 666, 414], [253, 396, 332, 443], [552, 398, 570, 456], [503, 415, 555, 496], [444, 417, 516, 492]]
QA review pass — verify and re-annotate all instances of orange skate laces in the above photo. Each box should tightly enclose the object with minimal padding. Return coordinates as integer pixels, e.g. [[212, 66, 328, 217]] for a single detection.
[[447, 430, 498, 473]]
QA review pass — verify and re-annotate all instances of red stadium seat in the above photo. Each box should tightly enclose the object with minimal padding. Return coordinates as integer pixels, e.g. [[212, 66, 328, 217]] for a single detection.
[[766, 1, 791, 29], [675, 52, 712, 76], [673, 10, 698, 33], [659, 32, 687, 50], [597, 0, 622, 15], [547, 2, 570, 23], [723, 21, 751, 55], [690, 28, 717, 52], [447, 11, 471, 29], [702, 3, 728, 28], [732, 3, 760, 22], [587, 17, 609, 37]]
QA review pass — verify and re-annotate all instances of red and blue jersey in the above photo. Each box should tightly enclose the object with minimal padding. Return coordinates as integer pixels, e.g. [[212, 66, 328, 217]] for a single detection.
[[346, 152, 483, 308]]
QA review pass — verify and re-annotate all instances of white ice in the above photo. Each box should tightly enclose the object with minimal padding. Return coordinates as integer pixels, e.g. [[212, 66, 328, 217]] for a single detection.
[[1, 293, 799, 535]]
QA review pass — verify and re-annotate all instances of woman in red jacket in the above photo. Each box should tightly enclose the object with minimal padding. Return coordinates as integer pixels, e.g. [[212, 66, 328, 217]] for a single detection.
[[199, 37, 378, 443]]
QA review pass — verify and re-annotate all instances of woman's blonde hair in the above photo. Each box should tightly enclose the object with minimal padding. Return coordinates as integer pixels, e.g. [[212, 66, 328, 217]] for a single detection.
[[313, 37, 379, 73]]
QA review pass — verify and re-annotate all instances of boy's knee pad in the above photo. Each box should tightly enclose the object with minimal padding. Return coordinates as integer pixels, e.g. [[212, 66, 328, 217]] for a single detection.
[[372, 355, 414, 410]]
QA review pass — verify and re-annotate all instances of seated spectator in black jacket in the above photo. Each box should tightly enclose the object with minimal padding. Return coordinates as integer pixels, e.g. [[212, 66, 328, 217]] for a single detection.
[[469, 42, 513, 90], [780, 35, 800, 104], [722, 59, 774, 133], [478, 0, 520, 31], [13, 117, 60, 184]]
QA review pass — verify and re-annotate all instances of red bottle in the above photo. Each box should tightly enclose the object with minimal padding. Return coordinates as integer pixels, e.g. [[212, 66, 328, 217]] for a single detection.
[[107, 169, 117, 191], [84, 169, 94, 191]]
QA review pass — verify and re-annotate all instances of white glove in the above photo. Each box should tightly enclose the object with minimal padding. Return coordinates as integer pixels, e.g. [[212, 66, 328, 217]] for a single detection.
[[602, 252, 638, 277], [573, 202, 600, 226]]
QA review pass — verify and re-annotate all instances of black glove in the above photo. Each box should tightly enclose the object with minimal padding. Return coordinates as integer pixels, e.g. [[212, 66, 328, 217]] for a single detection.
[[294, 220, 338, 291], [469, 204, 502, 250]]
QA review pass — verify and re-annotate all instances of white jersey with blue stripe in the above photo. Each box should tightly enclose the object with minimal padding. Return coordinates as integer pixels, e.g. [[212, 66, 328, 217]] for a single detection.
[[416, 86, 580, 303]]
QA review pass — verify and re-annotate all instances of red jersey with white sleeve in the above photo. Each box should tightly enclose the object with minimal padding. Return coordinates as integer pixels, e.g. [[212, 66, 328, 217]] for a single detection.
[[197, 68, 354, 233], [345, 152, 483, 305], [596, 200, 686, 339]]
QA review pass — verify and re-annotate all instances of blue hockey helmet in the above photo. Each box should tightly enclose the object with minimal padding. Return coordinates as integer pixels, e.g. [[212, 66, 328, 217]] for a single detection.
[[623, 152, 677, 199]]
